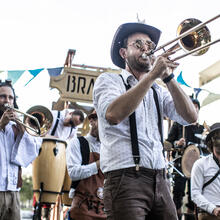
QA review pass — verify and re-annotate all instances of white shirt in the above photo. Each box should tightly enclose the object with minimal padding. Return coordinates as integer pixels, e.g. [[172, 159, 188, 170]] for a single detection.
[[49, 110, 77, 141], [0, 121, 42, 191], [93, 70, 188, 173], [66, 134, 100, 198], [191, 154, 220, 214]]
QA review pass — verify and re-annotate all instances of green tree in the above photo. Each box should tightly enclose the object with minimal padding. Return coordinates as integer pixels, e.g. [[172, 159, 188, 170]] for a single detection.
[[20, 176, 33, 208]]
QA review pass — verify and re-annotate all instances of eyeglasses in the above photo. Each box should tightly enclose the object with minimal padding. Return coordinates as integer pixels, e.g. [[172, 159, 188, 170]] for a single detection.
[[127, 39, 156, 51]]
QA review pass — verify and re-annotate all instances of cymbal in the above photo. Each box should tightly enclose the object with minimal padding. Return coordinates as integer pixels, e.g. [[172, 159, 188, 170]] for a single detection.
[[164, 140, 172, 151], [194, 133, 206, 140]]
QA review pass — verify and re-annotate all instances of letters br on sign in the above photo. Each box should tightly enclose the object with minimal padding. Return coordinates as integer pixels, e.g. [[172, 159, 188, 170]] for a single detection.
[[49, 66, 121, 103]]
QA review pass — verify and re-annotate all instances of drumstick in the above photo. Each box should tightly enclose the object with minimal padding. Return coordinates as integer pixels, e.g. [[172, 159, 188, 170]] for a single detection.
[[182, 126, 185, 139]]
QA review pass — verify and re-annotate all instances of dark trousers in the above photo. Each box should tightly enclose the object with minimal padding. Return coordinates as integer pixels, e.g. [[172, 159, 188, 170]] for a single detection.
[[0, 191, 21, 220], [103, 167, 178, 220]]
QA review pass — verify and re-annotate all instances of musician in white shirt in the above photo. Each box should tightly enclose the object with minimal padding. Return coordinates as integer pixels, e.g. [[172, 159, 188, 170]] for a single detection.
[[191, 123, 220, 220], [0, 80, 42, 220]]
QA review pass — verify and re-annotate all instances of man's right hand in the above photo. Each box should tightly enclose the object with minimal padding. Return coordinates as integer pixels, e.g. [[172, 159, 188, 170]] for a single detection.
[[0, 109, 13, 130], [213, 207, 220, 216], [176, 138, 186, 147]]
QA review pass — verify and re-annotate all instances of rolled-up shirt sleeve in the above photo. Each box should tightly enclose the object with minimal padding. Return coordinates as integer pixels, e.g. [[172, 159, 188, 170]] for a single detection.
[[11, 132, 42, 167], [66, 137, 98, 181], [162, 86, 188, 125], [93, 72, 123, 120]]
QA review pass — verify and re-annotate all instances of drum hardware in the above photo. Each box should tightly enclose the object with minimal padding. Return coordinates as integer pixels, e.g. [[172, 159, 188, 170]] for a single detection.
[[53, 146, 59, 156], [38, 147, 42, 155]]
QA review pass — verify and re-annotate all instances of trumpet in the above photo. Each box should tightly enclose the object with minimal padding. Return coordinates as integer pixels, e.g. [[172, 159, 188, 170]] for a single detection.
[[4, 104, 53, 136], [142, 14, 220, 61]]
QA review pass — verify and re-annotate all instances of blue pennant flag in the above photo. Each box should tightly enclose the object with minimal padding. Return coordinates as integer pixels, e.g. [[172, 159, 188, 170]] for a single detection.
[[47, 67, 63, 77], [194, 88, 202, 99], [177, 71, 190, 87], [25, 68, 44, 86], [8, 70, 25, 85]]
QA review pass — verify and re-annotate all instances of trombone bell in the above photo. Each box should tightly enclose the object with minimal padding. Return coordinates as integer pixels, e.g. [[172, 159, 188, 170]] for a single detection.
[[24, 105, 53, 136], [177, 18, 211, 56]]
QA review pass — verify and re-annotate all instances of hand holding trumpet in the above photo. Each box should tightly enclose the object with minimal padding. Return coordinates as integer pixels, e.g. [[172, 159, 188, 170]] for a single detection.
[[0, 105, 25, 134]]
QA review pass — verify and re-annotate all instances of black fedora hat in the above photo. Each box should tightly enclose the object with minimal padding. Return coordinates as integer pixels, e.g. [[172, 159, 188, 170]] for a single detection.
[[111, 22, 161, 69], [205, 122, 220, 144]]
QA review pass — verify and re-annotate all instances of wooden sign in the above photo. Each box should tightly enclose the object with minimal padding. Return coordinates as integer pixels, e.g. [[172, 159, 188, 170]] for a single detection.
[[50, 66, 120, 103]]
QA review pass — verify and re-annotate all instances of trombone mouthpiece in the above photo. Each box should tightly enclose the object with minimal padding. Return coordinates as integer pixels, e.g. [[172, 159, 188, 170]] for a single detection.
[[142, 53, 148, 60], [3, 103, 10, 108]]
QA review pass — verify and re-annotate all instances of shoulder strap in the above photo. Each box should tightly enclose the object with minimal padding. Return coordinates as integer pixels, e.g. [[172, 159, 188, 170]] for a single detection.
[[70, 136, 90, 189], [151, 86, 164, 147], [119, 75, 140, 170], [51, 111, 61, 136], [78, 136, 90, 165], [203, 154, 220, 189]]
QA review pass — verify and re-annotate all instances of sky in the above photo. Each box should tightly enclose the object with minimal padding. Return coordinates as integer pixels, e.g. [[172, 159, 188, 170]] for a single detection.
[[0, 0, 220, 127]]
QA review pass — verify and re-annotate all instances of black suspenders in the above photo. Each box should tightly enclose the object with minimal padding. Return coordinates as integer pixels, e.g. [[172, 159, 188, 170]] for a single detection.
[[51, 111, 61, 136], [119, 75, 164, 170]]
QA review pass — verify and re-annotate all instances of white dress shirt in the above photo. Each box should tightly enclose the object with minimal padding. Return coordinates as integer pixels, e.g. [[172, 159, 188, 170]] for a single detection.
[[0, 121, 42, 191], [93, 70, 188, 173], [66, 134, 100, 198], [191, 154, 220, 214]]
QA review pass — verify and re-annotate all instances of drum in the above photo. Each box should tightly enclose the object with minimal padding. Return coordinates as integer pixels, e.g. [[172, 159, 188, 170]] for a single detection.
[[32, 137, 67, 204], [181, 144, 210, 178], [61, 168, 73, 206]]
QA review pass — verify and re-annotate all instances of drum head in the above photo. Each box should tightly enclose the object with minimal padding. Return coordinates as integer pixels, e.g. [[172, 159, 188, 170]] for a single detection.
[[181, 145, 200, 178]]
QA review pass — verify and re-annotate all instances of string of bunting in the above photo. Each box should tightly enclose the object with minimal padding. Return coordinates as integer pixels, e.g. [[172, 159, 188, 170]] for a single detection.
[[0, 67, 63, 86], [176, 71, 220, 107], [0, 67, 219, 107]]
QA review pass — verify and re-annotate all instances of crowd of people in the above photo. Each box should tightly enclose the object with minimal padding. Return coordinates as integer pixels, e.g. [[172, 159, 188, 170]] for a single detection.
[[0, 20, 220, 220]]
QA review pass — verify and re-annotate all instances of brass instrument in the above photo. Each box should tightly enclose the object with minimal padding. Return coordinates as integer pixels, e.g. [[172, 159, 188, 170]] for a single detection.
[[142, 14, 220, 61], [4, 104, 53, 136]]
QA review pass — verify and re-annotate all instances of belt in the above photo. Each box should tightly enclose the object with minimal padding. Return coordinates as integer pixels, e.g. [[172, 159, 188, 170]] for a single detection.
[[104, 166, 165, 179]]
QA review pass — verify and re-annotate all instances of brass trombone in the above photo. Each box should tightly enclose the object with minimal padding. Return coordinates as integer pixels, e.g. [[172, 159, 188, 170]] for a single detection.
[[143, 14, 220, 61], [4, 104, 53, 136]]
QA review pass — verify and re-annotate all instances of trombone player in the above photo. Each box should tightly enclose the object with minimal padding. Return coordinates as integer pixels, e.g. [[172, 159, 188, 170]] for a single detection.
[[93, 21, 198, 220], [0, 79, 42, 220]]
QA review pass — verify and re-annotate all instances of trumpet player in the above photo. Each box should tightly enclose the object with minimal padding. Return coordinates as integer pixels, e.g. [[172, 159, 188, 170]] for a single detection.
[[0, 80, 42, 220], [93, 22, 198, 220]]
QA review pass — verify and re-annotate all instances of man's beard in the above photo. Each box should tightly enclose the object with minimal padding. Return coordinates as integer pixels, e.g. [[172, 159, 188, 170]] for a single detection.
[[126, 55, 151, 72], [0, 105, 5, 118]]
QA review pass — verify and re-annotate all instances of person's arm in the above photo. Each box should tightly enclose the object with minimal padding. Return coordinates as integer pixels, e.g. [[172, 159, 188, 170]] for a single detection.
[[106, 54, 197, 125], [11, 133, 42, 167], [191, 159, 217, 214], [105, 72, 155, 124], [66, 137, 98, 181]]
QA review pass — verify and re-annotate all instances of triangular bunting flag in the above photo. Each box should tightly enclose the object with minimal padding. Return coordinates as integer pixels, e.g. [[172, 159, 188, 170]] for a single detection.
[[47, 67, 63, 77], [7, 70, 25, 85], [201, 93, 220, 107], [25, 68, 44, 86], [177, 71, 190, 87], [194, 88, 202, 99]]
